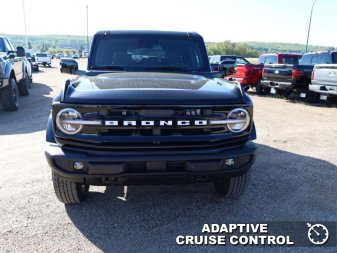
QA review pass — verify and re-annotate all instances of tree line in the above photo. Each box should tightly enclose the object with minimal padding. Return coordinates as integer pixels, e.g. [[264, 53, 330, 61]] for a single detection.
[[206, 41, 260, 58]]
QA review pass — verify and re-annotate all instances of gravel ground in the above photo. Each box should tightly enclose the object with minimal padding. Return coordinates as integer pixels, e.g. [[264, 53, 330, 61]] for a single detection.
[[0, 59, 337, 253]]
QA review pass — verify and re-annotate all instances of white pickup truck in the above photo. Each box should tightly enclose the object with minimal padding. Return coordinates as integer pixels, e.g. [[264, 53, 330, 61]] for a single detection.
[[35, 53, 51, 67], [310, 52, 337, 101]]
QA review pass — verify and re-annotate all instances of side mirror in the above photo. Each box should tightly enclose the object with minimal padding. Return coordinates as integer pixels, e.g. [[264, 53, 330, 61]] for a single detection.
[[16, 46, 26, 57]]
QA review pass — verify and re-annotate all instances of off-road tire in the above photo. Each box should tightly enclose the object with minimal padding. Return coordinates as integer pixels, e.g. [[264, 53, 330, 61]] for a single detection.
[[256, 81, 269, 95], [214, 169, 251, 199], [0, 78, 19, 111], [52, 173, 89, 204], [18, 73, 30, 96]]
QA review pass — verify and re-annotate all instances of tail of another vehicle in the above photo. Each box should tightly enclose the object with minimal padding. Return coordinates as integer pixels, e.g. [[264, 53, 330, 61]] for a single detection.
[[310, 63, 337, 101]]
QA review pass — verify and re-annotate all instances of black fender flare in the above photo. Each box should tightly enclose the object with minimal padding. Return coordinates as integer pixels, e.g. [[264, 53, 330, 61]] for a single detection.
[[4, 61, 14, 79], [46, 114, 56, 143], [249, 122, 257, 141]]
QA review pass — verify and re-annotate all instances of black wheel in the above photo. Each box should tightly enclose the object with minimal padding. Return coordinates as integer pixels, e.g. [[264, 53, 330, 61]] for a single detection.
[[0, 78, 19, 111], [36, 66, 39, 72], [48, 64, 51, 68], [18, 72, 30, 96], [306, 90, 320, 103], [214, 169, 251, 199], [256, 80, 268, 95], [52, 172, 89, 204]]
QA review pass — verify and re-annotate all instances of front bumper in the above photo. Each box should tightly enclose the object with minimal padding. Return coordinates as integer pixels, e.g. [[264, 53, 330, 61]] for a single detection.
[[310, 84, 337, 96], [45, 142, 257, 185]]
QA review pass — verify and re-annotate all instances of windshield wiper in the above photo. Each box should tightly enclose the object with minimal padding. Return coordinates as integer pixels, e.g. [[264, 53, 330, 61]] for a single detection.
[[145, 66, 188, 71], [92, 66, 126, 71]]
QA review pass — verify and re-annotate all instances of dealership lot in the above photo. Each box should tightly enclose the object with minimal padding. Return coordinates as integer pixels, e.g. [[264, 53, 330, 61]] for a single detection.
[[0, 59, 337, 252]]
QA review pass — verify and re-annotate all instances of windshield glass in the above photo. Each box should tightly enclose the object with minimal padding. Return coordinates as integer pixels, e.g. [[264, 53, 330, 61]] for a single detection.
[[90, 35, 208, 72]]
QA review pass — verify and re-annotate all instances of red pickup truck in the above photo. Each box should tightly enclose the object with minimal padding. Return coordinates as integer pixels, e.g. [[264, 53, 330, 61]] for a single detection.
[[224, 56, 262, 91], [225, 53, 302, 93]]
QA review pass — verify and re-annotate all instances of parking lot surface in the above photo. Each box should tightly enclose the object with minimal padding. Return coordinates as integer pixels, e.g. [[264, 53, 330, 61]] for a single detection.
[[0, 59, 337, 253]]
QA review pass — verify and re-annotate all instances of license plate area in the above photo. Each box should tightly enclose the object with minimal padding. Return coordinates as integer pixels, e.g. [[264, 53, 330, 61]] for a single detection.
[[320, 94, 328, 100], [270, 88, 277, 94], [300, 93, 306, 98]]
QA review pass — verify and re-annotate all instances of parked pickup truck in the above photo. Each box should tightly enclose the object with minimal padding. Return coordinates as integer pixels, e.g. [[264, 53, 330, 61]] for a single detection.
[[45, 30, 257, 204], [259, 53, 302, 95], [224, 56, 263, 91], [35, 53, 51, 67], [0, 36, 31, 111], [310, 51, 337, 101], [209, 55, 236, 77]]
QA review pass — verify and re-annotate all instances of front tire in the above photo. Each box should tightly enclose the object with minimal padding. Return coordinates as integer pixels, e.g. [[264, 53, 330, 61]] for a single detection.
[[214, 169, 251, 199], [0, 78, 19, 111], [52, 173, 89, 204]]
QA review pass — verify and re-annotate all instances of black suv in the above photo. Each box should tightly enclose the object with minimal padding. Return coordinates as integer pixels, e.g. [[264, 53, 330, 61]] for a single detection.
[[45, 31, 257, 203]]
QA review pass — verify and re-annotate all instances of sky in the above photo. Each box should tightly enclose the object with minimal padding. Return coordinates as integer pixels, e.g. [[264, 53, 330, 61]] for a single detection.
[[0, 0, 336, 46]]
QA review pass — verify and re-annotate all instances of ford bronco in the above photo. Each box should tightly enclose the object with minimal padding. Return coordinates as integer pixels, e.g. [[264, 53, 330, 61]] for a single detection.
[[45, 31, 257, 203]]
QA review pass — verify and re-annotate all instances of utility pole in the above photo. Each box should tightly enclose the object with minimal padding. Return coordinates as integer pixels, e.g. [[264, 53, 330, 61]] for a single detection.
[[305, 0, 317, 52], [86, 5, 89, 52], [22, 0, 29, 50]]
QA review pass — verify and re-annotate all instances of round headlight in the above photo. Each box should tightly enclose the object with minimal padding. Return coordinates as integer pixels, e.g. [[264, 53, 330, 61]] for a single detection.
[[56, 108, 83, 135], [227, 108, 250, 133]]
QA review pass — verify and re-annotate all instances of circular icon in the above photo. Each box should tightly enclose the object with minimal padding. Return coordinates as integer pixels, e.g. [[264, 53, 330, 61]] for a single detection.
[[307, 223, 329, 245]]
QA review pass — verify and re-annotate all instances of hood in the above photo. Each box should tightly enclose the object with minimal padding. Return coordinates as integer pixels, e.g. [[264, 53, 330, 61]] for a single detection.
[[64, 72, 244, 105]]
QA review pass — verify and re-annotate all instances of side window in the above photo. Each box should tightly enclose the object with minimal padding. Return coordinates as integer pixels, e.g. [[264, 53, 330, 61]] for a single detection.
[[258, 56, 266, 64], [236, 58, 249, 64], [8, 40, 16, 51], [3, 39, 12, 52]]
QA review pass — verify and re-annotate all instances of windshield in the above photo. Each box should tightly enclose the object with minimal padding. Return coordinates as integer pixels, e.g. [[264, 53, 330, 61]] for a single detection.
[[90, 35, 209, 72]]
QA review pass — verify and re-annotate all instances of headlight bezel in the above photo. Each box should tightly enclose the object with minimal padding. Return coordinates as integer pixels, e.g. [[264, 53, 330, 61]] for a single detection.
[[56, 108, 83, 135], [227, 108, 251, 133]]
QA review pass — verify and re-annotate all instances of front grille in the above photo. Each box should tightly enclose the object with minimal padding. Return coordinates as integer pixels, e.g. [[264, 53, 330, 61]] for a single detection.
[[53, 105, 252, 151], [81, 108, 228, 136]]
